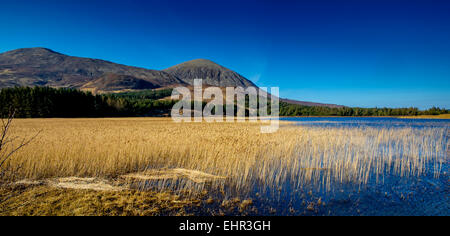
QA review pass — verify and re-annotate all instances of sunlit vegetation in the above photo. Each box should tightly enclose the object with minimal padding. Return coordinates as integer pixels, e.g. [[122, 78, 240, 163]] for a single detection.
[[398, 114, 450, 119], [0, 185, 196, 216], [2, 118, 447, 199]]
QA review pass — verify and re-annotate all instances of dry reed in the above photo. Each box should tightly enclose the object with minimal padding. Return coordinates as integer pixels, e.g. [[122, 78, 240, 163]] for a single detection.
[[3, 118, 448, 197]]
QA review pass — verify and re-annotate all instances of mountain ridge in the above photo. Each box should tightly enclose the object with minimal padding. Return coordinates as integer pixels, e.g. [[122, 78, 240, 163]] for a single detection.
[[0, 47, 343, 108], [0, 47, 184, 89]]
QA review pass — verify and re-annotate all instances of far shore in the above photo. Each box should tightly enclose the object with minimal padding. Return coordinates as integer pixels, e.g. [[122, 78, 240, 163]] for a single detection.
[[397, 114, 450, 119], [279, 114, 450, 119]]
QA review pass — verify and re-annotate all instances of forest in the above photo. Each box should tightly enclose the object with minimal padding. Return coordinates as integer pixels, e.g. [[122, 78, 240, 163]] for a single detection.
[[0, 87, 448, 118]]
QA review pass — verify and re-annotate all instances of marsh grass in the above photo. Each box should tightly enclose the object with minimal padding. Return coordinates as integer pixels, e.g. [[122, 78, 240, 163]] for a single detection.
[[3, 118, 448, 199]]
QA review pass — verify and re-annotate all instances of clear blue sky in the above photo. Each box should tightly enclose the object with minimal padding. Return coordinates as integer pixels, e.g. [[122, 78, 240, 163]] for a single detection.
[[1, 0, 449, 109]]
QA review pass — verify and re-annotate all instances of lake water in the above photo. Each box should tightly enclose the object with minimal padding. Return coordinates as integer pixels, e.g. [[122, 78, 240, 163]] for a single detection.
[[249, 117, 450, 216], [280, 116, 450, 129]]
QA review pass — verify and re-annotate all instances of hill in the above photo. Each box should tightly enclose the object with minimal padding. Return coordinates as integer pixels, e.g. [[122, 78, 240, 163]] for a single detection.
[[163, 59, 256, 87]]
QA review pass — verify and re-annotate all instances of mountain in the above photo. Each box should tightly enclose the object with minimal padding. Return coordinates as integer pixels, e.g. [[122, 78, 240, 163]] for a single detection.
[[0, 47, 343, 107], [0, 48, 254, 90], [163, 59, 256, 88], [0, 47, 184, 90]]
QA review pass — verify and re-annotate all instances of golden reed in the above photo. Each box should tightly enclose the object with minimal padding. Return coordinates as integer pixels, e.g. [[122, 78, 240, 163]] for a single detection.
[[3, 118, 448, 196]]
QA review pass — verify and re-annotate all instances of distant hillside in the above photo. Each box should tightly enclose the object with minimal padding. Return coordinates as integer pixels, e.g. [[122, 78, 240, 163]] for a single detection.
[[280, 98, 344, 108], [0, 47, 343, 108], [81, 73, 159, 92], [0, 47, 184, 89]]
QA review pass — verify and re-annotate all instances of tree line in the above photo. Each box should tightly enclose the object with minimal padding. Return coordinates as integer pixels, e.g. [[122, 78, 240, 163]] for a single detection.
[[0, 87, 447, 118], [279, 102, 448, 116], [0, 87, 176, 118]]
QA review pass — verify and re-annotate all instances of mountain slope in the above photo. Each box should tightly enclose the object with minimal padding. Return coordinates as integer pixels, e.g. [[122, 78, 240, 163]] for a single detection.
[[163, 59, 256, 87], [81, 73, 158, 92], [0, 47, 184, 89], [280, 98, 344, 108]]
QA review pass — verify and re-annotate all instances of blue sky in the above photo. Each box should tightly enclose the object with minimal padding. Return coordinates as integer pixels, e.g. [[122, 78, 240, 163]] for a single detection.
[[0, 0, 449, 109]]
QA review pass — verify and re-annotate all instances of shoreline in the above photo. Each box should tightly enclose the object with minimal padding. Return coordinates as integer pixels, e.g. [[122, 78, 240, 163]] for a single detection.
[[280, 115, 450, 119], [396, 114, 450, 119]]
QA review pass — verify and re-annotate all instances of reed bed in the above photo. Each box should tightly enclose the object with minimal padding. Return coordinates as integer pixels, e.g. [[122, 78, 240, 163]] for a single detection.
[[3, 118, 448, 197]]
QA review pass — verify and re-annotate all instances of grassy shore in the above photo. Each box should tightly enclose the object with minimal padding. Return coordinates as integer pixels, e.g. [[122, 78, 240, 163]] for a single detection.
[[0, 184, 196, 216], [279, 115, 450, 119], [398, 114, 450, 119]]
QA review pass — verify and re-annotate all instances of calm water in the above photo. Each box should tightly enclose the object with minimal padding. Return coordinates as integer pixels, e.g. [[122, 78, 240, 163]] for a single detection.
[[185, 117, 449, 215], [248, 117, 450, 216], [280, 116, 450, 129]]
